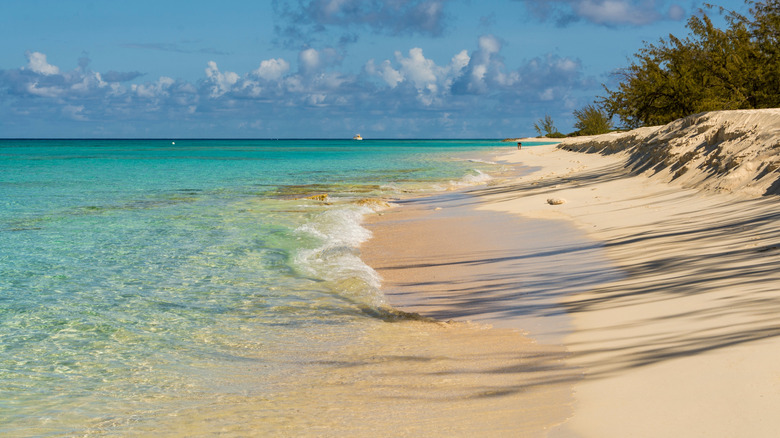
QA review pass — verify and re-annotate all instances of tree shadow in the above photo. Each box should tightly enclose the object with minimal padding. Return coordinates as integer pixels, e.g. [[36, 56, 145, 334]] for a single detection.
[[557, 195, 780, 377], [376, 168, 780, 381]]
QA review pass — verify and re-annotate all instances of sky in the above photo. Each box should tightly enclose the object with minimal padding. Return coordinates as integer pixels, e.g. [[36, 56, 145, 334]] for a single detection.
[[0, 0, 747, 138]]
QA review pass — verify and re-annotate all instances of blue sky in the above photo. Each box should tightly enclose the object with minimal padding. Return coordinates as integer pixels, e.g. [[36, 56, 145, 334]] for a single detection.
[[0, 0, 745, 138]]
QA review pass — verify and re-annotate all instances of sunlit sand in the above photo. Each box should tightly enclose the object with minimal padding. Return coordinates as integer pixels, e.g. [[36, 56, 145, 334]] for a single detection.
[[364, 109, 780, 437]]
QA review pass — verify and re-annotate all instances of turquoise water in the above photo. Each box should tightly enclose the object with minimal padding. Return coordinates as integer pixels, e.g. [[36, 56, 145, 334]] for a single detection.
[[0, 139, 511, 435]]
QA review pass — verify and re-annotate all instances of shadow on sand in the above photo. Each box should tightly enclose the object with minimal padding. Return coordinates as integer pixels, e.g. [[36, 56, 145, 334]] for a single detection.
[[370, 157, 780, 382]]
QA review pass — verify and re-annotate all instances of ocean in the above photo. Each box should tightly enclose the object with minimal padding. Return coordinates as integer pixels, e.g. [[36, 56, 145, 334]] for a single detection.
[[1, 138, 559, 435]]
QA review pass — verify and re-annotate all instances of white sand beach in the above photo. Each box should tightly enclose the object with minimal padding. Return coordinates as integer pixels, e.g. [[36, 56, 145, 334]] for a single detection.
[[364, 109, 780, 437]]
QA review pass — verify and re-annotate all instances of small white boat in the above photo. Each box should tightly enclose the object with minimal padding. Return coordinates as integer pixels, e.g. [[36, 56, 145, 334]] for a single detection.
[[352, 134, 363, 140]]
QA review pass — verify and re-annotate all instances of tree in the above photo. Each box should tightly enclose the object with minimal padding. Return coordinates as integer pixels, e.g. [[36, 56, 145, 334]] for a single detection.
[[600, 0, 780, 128], [738, 0, 780, 106], [573, 104, 613, 135], [533, 114, 563, 137]]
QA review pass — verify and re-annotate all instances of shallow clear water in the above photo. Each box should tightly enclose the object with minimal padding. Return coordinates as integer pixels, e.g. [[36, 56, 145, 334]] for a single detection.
[[1, 139, 520, 435]]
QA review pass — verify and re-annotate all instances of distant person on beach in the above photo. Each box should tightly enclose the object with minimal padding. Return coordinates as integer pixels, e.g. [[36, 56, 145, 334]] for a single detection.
[[517, 142, 522, 150]]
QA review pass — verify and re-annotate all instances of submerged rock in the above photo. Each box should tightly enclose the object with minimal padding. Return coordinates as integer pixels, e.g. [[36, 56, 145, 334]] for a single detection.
[[302, 193, 329, 201], [355, 198, 391, 208]]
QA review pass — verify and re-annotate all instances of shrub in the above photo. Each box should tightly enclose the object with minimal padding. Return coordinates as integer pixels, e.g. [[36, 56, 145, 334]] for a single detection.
[[573, 104, 613, 135], [533, 114, 563, 137], [600, 1, 780, 128]]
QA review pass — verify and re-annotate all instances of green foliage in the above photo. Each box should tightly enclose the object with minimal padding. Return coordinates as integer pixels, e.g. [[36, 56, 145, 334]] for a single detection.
[[601, 0, 780, 128], [573, 104, 614, 135], [533, 114, 563, 137]]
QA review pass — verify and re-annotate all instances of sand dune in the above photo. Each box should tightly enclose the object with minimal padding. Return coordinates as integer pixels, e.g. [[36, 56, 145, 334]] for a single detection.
[[560, 109, 780, 197]]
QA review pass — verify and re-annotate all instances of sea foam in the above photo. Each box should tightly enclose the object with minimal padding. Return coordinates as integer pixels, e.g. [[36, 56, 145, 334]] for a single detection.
[[294, 204, 385, 308]]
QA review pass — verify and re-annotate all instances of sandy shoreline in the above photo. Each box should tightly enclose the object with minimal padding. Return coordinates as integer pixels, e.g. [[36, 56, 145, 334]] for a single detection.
[[362, 192, 617, 344], [363, 110, 780, 436]]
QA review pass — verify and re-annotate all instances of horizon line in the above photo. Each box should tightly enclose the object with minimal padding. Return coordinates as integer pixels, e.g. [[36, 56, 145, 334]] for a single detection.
[[0, 137, 513, 141]]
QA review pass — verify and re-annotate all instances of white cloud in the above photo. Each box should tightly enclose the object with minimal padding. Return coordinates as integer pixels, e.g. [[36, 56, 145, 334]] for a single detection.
[[478, 35, 501, 54], [297, 47, 342, 75], [254, 58, 290, 81], [319, 71, 348, 89], [450, 50, 470, 73], [299, 48, 321, 73], [63, 105, 87, 121], [205, 61, 239, 97], [556, 58, 579, 72], [26, 81, 63, 98], [451, 34, 515, 95], [574, 0, 653, 25], [0, 47, 593, 137], [522, 0, 684, 26], [132, 76, 175, 98], [284, 75, 305, 93], [70, 72, 107, 93], [368, 37, 523, 104], [307, 93, 327, 105], [241, 80, 264, 97], [472, 64, 488, 83], [365, 59, 404, 88], [26, 51, 60, 75], [396, 48, 438, 90]]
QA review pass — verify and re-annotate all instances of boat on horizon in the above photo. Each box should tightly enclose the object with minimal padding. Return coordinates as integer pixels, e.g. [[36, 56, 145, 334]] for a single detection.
[[352, 134, 363, 140]]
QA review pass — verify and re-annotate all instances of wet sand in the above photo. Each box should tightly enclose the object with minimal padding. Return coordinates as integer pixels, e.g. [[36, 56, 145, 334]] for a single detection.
[[362, 191, 617, 344], [361, 188, 618, 436], [117, 319, 578, 437]]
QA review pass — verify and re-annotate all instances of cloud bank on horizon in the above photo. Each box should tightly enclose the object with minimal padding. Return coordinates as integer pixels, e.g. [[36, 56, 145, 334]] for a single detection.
[[0, 0, 703, 138]]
